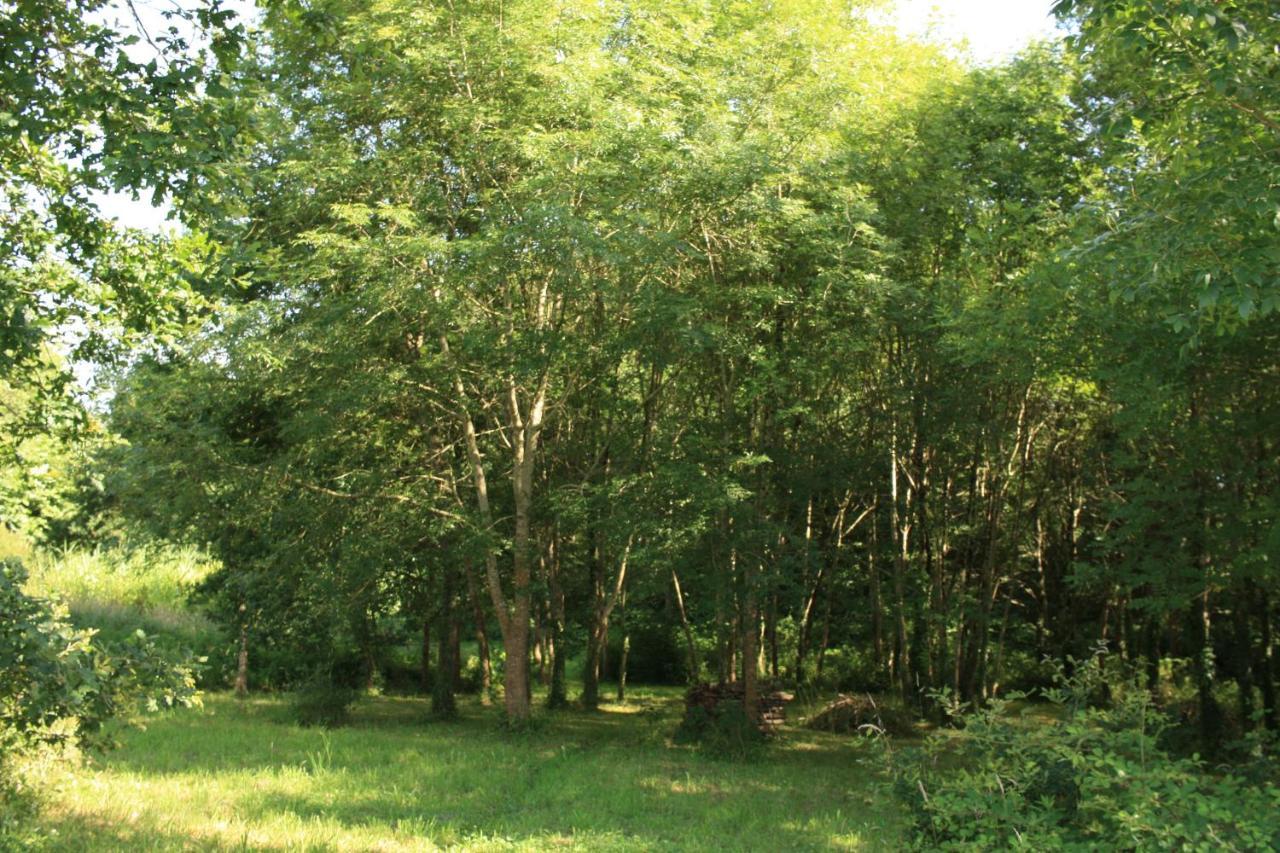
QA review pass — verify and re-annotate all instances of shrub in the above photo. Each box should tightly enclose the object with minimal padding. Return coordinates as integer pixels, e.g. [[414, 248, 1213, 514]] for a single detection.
[[458, 654, 486, 694], [892, 647, 1280, 851], [674, 699, 766, 759], [1, 558, 201, 747], [291, 675, 358, 728], [0, 557, 200, 847]]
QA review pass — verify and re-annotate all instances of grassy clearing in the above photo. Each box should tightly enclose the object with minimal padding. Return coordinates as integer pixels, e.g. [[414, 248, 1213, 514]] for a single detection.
[[33, 688, 905, 851]]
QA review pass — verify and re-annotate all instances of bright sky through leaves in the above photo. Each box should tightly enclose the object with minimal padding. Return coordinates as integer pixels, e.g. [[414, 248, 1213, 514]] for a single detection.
[[882, 0, 1060, 62]]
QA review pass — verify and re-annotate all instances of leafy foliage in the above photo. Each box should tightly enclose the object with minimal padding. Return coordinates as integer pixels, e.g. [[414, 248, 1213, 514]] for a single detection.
[[290, 675, 358, 729], [0, 555, 202, 844], [673, 699, 765, 760], [895, 649, 1280, 850], [0, 557, 201, 747]]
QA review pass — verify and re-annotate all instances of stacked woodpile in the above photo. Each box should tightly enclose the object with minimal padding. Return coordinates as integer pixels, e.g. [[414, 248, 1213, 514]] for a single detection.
[[684, 682, 791, 734], [805, 694, 917, 737]]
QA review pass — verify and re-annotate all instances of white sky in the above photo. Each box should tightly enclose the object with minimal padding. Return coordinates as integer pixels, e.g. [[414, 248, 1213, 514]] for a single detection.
[[97, 0, 1062, 232], [884, 0, 1061, 61]]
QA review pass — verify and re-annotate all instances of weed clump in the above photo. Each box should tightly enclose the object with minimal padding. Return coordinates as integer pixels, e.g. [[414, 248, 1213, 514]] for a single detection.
[[674, 698, 766, 759], [291, 677, 357, 728]]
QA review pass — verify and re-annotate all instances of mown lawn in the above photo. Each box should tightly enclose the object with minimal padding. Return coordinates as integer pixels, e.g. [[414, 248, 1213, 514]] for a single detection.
[[31, 688, 906, 851]]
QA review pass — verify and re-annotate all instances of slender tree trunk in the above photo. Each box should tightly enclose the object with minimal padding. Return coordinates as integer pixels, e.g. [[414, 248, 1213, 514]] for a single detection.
[[767, 594, 779, 680], [890, 433, 912, 700], [1192, 591, 1222, 752], [671, 568, 699, 683], [616, 586, 629, 702], [532, 610, 545, 684], [421, 616, 431, 695], [816, 587, 833, 681], [547, 536, 568, 709], [234, 603, 249, 698], [1255, 586, 1278, 731], [795, 567, 820, 684], [742, 576, 760, 725], [359, 612, 377, 691], [504, 386, 539, 720], [583, 627, 603, 708], [1145, 616, 1161, 696], [869, 517, 884, 674], [464, 560, 493, 705], [582, 530, 605, 707], [433, 568, 458, 717], [1231, 597, 1255, 730], [989, 595, 1012, 699], [582, 537, 632, 708]]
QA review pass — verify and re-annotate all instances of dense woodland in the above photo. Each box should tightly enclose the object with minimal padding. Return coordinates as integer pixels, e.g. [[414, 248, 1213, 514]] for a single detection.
[[3, 0, 1280, 848]]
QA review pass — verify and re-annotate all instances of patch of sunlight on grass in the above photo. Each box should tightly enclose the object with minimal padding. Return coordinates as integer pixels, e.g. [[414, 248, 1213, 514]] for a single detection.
[[595, 701, 649, 714]]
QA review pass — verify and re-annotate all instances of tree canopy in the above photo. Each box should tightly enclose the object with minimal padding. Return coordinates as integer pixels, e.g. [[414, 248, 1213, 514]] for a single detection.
[[4, 0, 1278, 763]]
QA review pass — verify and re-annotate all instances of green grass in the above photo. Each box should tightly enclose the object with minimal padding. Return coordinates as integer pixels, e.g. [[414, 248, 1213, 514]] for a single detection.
[[24, 544, 217, 612], [32, 688, 906, 851], [21, 543, 225, 658]]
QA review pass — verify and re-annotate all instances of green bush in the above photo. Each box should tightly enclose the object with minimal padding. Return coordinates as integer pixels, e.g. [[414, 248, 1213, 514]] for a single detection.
[[674, 699, 766, 759], [291, 675, 358, 728], [892, 648, 1280, 851], [1, 558, 201, 746], [458, 654, 486, 694], [21, 544, 227, 688], [0, 557, 200, 847]]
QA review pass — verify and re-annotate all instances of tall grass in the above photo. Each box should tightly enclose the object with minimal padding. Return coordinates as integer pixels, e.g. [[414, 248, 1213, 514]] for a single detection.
[[23, 543, 217, 612], [20, 543, 226, 675], [0, 526, 31, 562]]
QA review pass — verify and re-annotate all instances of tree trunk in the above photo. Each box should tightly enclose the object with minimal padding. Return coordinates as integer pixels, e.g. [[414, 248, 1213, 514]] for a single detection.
[[1256, 586, 1278, 731], [1230, 596, 1255, 730], [816, 587, 833, 681], [582, 536, 632, 709], [532, 610, 545, 684], [464, 560, 493, 706], [890, 434, 913, 700], [616, 587, 629, 702], [446, 335, 550, 723], [433, 575, 457, 717], [546, 536, 568, 709], [767, 594, 778, 680], [582, 626, 603, 708], [450, 617, 461, 690], [671, 568, 699, 683], [1192, 592, 1222, 753], [503, 379, 539, 721], [421, 616, 431, 695], [741, 582, 760, 725], [869, 517, 884, 674], [234, 606, 249, 698]]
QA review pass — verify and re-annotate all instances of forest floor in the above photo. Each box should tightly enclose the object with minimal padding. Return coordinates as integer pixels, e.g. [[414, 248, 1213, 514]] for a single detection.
[[30, 687, 907, 851]]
